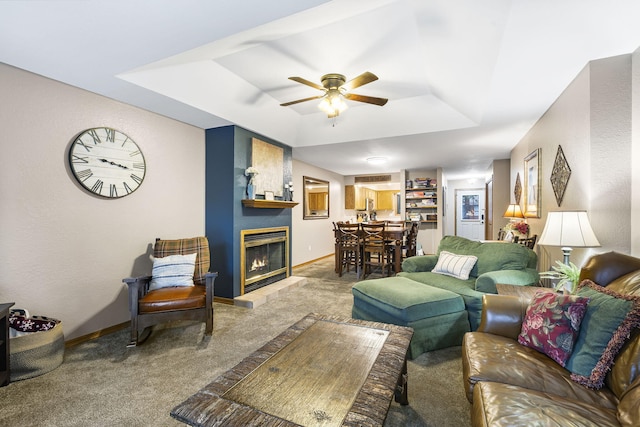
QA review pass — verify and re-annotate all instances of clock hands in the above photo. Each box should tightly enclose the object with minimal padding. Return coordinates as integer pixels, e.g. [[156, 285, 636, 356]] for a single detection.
[[98, 158, 129, 170]]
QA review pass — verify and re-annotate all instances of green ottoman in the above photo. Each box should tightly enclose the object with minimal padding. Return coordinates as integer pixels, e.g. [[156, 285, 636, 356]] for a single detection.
[[352, 277, 470, 358]]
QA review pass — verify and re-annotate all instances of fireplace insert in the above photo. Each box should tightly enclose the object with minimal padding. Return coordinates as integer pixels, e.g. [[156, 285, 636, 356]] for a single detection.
[[241, 227, 289, 294]]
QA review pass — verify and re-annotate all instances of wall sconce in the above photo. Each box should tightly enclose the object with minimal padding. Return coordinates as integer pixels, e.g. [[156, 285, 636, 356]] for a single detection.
[[538, 211, 600, 265]]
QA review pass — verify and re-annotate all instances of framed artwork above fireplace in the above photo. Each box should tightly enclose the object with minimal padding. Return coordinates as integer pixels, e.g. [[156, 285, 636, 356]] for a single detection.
[[252, 138, 284, 198]]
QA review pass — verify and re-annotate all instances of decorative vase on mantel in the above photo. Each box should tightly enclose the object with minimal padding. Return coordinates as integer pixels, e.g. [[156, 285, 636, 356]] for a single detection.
[[246, 182, 255, 200], [244, 166, 259, 200]]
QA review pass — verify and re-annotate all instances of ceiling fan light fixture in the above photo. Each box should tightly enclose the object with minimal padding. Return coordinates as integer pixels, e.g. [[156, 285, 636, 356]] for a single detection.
[[318, 90, 347, 117], [282, 72, 387, 119]]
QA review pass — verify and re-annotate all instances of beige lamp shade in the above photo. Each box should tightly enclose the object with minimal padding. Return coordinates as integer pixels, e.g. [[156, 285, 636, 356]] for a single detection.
[[538, 211, 600, 265], [538, 211, 600, 248], [503, 204, 524, 219]]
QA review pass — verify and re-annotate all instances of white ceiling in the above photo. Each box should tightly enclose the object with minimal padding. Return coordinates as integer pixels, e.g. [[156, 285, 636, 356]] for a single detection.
[[2, 0, 640, 179]]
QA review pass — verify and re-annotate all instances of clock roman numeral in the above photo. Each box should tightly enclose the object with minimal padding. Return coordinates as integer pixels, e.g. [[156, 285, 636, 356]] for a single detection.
[[76, 169, 93, 182], [105, 128, 115, 143], [91, 179, 104, 194], [130, 174, 143, 185], [129, 150, 141, 157], [123, 182, 133, 194], [71, 154, 89, 163], [133, 162, 145, 170], [88, 129, 102, 145], [121, 136, 130, 147], [110, 184, 118, 198], [75, 139, 92, 152]]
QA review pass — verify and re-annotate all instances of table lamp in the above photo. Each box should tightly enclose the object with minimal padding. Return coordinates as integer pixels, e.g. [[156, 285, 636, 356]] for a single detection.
[[537, 211, 600, 265], [503, 204, 524, 220]]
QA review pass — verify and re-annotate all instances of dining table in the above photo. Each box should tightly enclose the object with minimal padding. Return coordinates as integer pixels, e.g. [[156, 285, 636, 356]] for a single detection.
[[334, 222, 409, 279]]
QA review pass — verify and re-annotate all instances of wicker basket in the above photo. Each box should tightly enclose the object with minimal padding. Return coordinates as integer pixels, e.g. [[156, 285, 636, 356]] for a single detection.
[[10, 322, 64, 381]]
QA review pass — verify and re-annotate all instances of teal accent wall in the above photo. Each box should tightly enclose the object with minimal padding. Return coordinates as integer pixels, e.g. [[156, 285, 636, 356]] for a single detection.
[[205, 125, 293, 298]]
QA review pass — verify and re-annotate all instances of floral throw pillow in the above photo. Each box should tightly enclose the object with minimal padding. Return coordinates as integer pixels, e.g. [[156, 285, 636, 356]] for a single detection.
[[518, 291, 590, 367]]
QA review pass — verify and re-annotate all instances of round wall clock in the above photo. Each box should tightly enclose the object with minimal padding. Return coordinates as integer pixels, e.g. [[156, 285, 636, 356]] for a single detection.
[[69, 127, 146, 198]]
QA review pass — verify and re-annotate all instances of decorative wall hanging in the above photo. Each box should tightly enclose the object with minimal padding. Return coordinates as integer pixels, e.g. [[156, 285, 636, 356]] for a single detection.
[[514, 173, 522, 204], [550, 145, 571, 207], [251, 138, 284, 198], [523, 148, 541, 218]]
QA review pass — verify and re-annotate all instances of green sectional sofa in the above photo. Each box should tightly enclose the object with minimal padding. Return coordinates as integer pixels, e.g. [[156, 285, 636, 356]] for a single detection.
[[352, 235, 539, 358]]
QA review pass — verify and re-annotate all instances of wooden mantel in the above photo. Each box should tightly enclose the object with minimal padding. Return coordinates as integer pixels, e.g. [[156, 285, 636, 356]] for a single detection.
[[242, 199, 298, 209]]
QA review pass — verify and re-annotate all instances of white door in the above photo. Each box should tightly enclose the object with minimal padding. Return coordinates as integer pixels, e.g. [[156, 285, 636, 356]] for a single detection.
[[455, 189, 485, 241]]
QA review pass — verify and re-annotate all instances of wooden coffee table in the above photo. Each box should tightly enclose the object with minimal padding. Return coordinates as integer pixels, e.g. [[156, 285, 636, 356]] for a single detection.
[[171, 313, 413, 426]]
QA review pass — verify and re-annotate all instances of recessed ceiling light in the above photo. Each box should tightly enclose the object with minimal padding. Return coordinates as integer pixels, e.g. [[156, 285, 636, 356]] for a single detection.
[[366, 156, 387, 165]]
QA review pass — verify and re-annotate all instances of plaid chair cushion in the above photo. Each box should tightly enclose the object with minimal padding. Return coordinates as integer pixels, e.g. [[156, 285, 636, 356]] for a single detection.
[[154, 237, 210, 286]]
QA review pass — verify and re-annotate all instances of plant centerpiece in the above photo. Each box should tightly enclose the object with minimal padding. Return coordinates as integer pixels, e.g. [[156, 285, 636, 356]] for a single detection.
[[245, 166, 259, 199], [505, 220, 529, 238], [540, 261, 581, 294]]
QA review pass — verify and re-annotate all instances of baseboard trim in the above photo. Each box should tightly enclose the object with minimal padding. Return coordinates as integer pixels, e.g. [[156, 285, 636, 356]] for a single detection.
[[292, 254, 333, 270], [65, 321, 129, 348], [64, 257, 330, 347], [214, 296, 234, 305]]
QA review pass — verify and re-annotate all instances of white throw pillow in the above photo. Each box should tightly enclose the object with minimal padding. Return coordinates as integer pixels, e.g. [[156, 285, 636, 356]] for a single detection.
[[431, 251, 478, 280], [149, 253, 197, 290]]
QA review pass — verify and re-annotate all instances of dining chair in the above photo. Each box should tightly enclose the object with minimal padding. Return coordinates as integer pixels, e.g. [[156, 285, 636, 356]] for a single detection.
[[361, 222, 393, 278], [515, 234, 537, 250]]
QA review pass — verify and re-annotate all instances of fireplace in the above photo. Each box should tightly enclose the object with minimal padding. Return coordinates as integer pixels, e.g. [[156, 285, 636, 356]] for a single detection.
[[241, 227, 289, 294]]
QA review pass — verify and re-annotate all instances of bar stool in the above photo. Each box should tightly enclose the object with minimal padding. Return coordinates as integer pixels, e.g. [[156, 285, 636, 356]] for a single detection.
[[361, 222, 393, 278], [404, 221, 419, 258], [336, 222, 361, 277]]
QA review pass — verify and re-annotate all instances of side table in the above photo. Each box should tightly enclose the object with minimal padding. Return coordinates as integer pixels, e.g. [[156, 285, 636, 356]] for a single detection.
[[496, 284, 552, 302], [1, 302, 15, 386]]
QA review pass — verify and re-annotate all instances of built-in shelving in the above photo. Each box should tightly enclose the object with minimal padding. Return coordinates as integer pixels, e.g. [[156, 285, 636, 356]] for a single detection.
[[241, 199, 298, 209], [405, 181, 438, 223]]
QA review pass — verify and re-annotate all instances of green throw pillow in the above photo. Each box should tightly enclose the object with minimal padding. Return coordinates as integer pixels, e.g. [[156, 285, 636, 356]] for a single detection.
[[565, 280, 640, 389]]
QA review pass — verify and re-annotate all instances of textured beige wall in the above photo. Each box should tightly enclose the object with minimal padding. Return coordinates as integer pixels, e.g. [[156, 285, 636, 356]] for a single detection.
[[0, 64, 205, 340], [291, 159, 344, 266], [510, 53, 637, 271], [491, 159, 511, 239], [632, 48, 640, 256]]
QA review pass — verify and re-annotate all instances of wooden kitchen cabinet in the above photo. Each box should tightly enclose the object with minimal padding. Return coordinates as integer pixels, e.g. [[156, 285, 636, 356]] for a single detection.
[[308, 192, 328, 211], [376, 190, 395, 210], [344, 185, 370, 210], [344, 185, 355, 209]]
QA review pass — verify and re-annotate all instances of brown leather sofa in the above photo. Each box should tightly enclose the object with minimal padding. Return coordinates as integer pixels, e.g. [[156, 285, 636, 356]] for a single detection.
[[462, 251, 640, 427]]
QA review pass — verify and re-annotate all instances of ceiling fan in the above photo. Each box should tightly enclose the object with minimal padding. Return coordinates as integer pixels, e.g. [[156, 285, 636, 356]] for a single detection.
[[280, 71, 388, 118]]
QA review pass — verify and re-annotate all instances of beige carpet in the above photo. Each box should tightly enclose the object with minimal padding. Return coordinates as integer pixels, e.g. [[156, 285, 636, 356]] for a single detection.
[[1, 257, 471, 426]]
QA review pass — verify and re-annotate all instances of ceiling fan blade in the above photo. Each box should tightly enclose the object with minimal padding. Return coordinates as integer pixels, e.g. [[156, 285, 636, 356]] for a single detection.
[[344, 93, 388, 106], [280, 95, 325, 107], [288, 76, 325, 91], [342, 71, 378, 91]]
